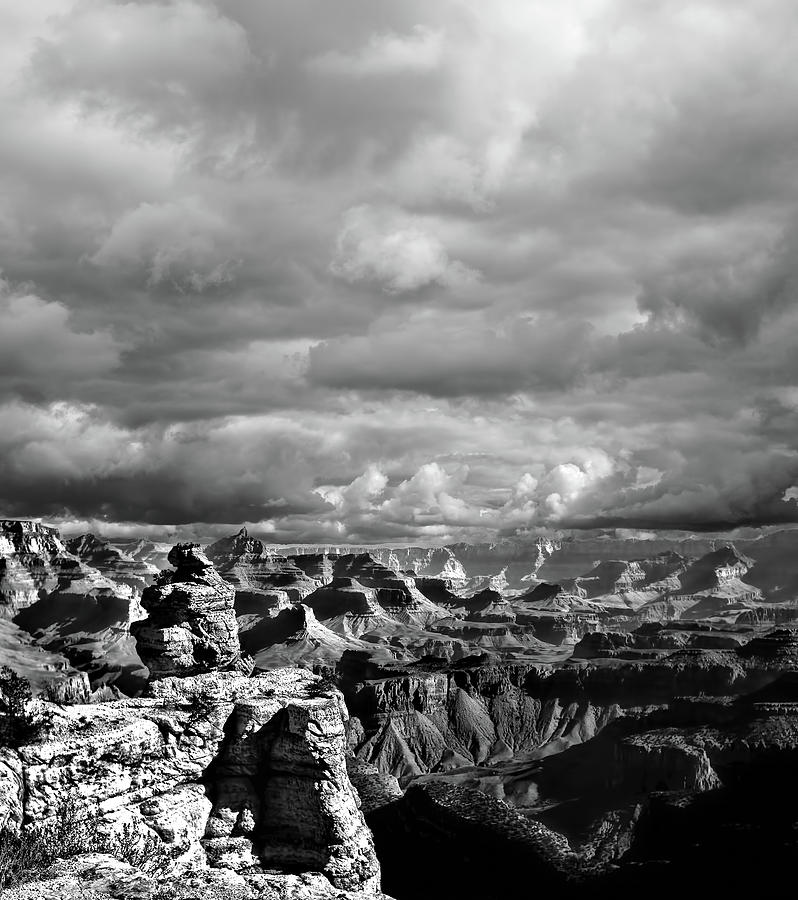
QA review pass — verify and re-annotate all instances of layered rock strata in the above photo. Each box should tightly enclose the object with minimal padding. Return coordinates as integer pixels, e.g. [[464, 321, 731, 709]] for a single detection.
[[66, 533, 156, 594], [206, 528, 320, 603], [1, 520, 144, 692], [131, 544, 247, 679], [340, 628, 798, 780]]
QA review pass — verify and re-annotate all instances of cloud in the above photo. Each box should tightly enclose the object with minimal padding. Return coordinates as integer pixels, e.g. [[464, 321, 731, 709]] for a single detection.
[[310, 25, 444, 76], [1, 1, 798, 540], [30, 0, 254, 133], [538, 453, 616, 519], [90, 199, 239, 291], [0, 280, 121, 398], [0, 400, 332, 525], [308, 312, 590, 395], [330, 205, 480, 294], [315, 463, 388, 514]]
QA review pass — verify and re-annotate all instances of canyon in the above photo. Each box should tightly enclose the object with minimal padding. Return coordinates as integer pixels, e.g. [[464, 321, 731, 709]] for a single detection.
[[2, 519, 798, 897]]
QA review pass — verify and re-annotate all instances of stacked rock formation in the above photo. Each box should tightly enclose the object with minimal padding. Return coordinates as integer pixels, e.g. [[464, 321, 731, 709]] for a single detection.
[[131, 543, 247, 679]]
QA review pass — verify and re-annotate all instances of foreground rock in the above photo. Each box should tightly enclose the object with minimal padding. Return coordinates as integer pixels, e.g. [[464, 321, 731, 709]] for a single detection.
[[131, 544, 248, 679], [0, 669, 383, 898], [4, 859, 386, 900]]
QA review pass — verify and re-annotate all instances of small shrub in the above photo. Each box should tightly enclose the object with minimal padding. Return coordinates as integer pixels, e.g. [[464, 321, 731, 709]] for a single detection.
[[306, 674, 339, 697], [184, 690, 222, 721], [0, 800, 87, 890], [113, 821, 172, 874], [0, 667, 35, 748], [0, 800, 171, 891]]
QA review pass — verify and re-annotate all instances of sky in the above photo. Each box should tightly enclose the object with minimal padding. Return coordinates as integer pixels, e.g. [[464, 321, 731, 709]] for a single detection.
[[2, 0, 798, 544]]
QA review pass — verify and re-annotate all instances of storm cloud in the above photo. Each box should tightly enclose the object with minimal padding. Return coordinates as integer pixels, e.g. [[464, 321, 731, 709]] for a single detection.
[[2, 1, 798, 542]]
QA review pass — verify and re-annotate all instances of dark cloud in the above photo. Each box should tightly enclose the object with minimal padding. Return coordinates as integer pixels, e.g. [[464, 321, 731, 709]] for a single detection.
[[1, 1, 798, 540], [0, 280, 121, 399], [308, 314, 592, 396]]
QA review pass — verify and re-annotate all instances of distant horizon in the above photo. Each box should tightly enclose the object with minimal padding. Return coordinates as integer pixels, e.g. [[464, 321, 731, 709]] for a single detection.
[[8, 516, 798, 550]]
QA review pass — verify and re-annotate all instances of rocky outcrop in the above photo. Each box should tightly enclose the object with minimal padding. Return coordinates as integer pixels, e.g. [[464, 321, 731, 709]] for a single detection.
[[341, 660, 627, 780], [461, 588, 516, 622], [1, 521, 134, 617], [359, 778, 581, 899], [65, 533, 156, 594], [0, 520, 67, 613], [240, 604, 413, 670], [612, 730, 721, 793], [207, 528, 320, 603], [131, 544, 247, 679], [431, 617, 564, 662], [572, 629, 689, 659], [107, 538, 171, 574], [305, 577, 383, 620], [3, 860, 384, 900], [1, 521, 145, 692], [0, 669, 383, 897], [339, 629, 798, 781], [330, 555, 448, 629], [737, 626, 798, 662]]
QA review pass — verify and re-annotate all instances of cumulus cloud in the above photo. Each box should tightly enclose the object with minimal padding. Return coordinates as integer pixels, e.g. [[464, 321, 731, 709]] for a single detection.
[[330, 205, 480, 294], [1, 1, 798, 540], [315, 464, 388, 514], [90, 199, 239, 291]]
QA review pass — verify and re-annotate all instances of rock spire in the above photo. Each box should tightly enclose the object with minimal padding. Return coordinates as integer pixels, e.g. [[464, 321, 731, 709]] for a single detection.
[[131, 542, 249, 679]]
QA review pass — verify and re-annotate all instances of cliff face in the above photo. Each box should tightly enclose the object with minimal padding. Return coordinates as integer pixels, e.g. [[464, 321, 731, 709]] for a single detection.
[[0, 520, 87, 614], [0, 669, 383, 898], [341, 633, 798, 781], [342, 663, 627, 780], [206, 528, 320, 603], [1, 521, 145, 693], [65, 533, 156, 593]]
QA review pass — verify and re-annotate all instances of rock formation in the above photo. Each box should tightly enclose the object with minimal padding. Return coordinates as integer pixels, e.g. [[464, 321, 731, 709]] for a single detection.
[[1, 521, 132, 616], [337, 627, 798, 782], [65, 533, 156, 593], [240, 603, 398, 669], [3, 537, 386, 898], [1, 521, 145, 694], [7, 522, 798, 897], [207, 528, 320, 603], [131, 543, 247, 679], [106, 537, 171, 573], [0, 669, 385, 899], [330, 554, 448, 629]]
